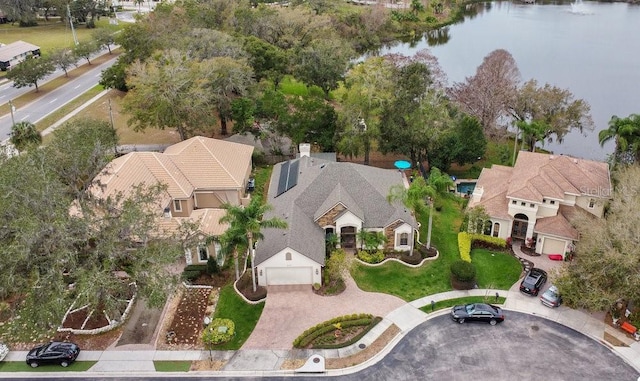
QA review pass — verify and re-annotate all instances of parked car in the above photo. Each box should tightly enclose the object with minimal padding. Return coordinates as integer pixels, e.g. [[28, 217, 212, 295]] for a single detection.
[[26, 342, 80, 368], [0, 342, 8, 362], [540, 284, 563, 307], [519, 268, 548, 296], [450, 303, 505, 325]]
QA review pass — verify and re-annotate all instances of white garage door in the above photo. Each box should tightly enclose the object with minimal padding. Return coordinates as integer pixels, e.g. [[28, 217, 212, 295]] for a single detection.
[[266, 267, 313, 285], [541, 238, 566, 256]]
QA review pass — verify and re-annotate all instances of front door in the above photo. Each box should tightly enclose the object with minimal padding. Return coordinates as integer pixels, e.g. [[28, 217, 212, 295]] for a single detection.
[[511, 220, 528, 239], [340, 226, 356, 249]]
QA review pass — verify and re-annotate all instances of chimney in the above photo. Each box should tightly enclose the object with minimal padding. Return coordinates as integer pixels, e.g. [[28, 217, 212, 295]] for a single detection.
[[299, 143, 311, 158], [472, 186, 484, 203]]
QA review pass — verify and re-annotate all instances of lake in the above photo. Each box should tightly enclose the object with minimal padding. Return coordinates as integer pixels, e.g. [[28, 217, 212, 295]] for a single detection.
[[378, 1, 640, 161]]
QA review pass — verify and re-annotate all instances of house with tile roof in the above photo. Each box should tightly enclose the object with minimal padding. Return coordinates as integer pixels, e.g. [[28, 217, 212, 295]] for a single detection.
[[254, 148, 418, 286], [468, 151, 611, 258], [92, 136, 254, 265]]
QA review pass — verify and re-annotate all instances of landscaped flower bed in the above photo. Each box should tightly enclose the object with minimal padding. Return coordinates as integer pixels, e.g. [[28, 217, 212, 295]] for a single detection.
[[293, 314, 380, 349], [165, 287, 212, 346]]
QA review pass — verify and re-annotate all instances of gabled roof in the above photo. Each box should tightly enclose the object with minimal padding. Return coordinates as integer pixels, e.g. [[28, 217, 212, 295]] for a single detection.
[[534, 207, 579, 240], [0, 40, 39, 62], [255, 156, 417, 266]]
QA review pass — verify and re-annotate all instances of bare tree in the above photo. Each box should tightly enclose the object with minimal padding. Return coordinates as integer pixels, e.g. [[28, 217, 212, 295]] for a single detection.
[[448, 49, 521, 134]]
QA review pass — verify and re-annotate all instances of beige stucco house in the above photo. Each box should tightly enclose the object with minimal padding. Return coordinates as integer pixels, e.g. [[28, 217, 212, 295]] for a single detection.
[[255, 145, 418, 286], [468, 151, 611, 258], [92, 136, 254, 265]]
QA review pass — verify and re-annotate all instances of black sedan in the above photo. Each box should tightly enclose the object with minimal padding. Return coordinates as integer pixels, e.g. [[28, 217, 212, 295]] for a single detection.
[[450, 303, 505, 325], [519, 268, 548, 296], [26, 341, 80, 368]]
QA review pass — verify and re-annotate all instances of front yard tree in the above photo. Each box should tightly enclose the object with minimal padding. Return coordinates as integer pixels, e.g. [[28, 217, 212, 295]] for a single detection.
[[429, 115, 487, 172], [49, 48, 76, 77], [219, 198, 287, 291], [387, 176, 436, 250], [555, 165, 640, 311], [598, 113, 640, 166], [509, 79, 594, 151], [123, 49, 217, 140], [5, 56, 54, 92], [10, 121, 41, 152], [449, 49, 521, 134]]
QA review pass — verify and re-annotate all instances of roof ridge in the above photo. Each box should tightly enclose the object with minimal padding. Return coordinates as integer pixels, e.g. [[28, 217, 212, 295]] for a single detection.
[[144, 153, 192, 197], [195, 136, 241, 187]]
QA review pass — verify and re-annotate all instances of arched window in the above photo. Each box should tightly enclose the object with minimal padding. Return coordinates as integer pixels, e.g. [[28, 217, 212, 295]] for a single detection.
[[493, 222, 500, 237], [400, 232, 409, 246], [285, 252, 292, 261]]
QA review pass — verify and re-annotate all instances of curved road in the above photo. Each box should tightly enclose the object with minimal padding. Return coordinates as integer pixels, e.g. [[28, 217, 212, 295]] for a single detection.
[[4, 312, 637, 380]]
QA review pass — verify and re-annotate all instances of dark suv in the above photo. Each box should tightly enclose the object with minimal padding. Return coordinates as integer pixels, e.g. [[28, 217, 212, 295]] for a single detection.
[[26, 341, 80, 368], [519, 268, 547, 296]]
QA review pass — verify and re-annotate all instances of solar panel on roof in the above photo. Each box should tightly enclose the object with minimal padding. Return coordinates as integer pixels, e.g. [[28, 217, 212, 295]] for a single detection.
[[287, 160, 299, 191], [276, 161, 290, 197]]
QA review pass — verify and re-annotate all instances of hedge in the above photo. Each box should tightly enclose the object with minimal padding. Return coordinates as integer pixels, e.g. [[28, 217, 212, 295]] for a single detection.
[[450, 260, 476, 282], [202, 318, 235, 346], [292, 313, 373, 348], [356, 250, 385, 264], [458, 232, 472, 262], [312, 317, 383, 349], [458, 233, 507, 262]]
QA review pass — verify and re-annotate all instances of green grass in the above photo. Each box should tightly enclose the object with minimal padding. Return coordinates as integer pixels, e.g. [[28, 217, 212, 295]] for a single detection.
[[419, 296, 507, 314], [211, 284, 264, 350], [0, 19, 121, 54], [351, 195, 466, 301], [278, 75, 324, 98], [472, 248, 522, 289], [0, 361, 96, 372], [153, 361, 191, 372], [37, 85, 104, 132]]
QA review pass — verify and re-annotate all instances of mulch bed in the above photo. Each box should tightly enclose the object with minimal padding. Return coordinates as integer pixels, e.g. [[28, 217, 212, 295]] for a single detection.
[[61, 306, 110, 330], [165, 288, 212, 346]]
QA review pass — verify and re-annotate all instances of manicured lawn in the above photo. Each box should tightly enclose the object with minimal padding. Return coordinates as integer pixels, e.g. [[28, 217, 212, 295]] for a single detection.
[[153, 361, 191, 372], [351, 195, 522, 301], [211, 285, 264, 350], [0, 361, 96, 372], [419, 296, 507, 314], [0, 19, 120, 53], [351, 195, 466, 301], [472, 248, 522, 290]]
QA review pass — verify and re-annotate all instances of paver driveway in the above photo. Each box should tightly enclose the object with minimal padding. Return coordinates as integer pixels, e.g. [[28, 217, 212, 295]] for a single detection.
[[242, 276, 405, 349]]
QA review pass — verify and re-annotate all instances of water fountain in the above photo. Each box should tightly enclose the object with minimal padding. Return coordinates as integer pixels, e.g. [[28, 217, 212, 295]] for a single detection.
[[569, 0, 594, 15]]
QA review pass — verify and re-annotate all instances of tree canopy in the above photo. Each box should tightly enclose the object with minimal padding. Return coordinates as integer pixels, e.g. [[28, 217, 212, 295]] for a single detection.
[[599, 114, 640, 166], [5, 56, 54, 92], [555, 165, 640, 311]]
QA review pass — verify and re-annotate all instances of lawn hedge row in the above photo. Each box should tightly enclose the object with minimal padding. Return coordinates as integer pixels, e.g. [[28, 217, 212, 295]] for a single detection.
[[356, 250, 385, 264], [458, 232, 472, 262], [292, 313, 373, 348]]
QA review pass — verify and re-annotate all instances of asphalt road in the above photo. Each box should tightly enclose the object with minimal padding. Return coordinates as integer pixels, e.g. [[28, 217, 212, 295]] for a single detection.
[[5, 312, 637, 381], [0, 53, 118, 141]]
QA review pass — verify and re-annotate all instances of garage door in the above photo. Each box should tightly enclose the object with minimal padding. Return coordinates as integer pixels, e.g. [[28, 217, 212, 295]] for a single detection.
[[541, 238, 566, 256], [266, 267, 313, 285]]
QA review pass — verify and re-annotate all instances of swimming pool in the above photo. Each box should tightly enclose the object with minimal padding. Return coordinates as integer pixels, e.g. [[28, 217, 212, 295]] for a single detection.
[[456, 181, 476, 196]]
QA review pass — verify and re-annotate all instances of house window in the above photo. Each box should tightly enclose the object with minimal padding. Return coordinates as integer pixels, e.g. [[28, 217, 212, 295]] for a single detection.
[[550, 200, 556, 205], [543, 199, 547, 203], [198, 244, 209, 262], [529, 203, 535, 208], [399, 233, 409, 246], [285, 252, 292, 261], [588, 199, 595, 208], [511, 200, 517, 205], [492, 222, 500, 237], [174, 200, 182, 212], [520, 202, 526, 206]]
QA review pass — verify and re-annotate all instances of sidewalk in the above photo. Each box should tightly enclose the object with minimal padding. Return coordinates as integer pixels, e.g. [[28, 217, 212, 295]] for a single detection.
[[5, 286, 640, 377]]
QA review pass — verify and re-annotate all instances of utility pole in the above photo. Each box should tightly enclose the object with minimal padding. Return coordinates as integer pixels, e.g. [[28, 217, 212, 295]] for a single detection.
[[108, 98, 118, 155], [67, 4, 79, 46], [8, 100, 15, 127]]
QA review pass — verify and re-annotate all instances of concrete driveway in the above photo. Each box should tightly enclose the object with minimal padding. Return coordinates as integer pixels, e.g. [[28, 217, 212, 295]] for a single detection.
[[241, 276, 405, 349]]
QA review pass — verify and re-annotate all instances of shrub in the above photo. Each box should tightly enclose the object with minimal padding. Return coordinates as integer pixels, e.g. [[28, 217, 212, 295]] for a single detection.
[[292, 313, 373, 348], [450, 260, 476, 282], [458, 232, 472, 262], [181, 270, 201, 281], [470, 234, 507, 249], [356, 250, 385, 264], [206, 256, 219, 275], [202, 318, 235, 346]]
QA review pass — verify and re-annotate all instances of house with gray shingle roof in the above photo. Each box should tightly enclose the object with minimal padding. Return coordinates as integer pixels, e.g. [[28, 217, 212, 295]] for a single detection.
[[255, 149, 418, 286], [468, 151, 611, 258], [91, 136, 254, 266]]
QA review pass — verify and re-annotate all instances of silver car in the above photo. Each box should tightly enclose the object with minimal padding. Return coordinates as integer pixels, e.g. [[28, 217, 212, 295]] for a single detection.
[[540, 285, 562, 308]]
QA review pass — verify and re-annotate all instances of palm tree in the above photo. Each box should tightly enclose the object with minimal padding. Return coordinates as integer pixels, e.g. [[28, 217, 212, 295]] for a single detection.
[[219, 197, 287, 291], [599, 114, 640, 165], [10, 121, 42, 152]]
